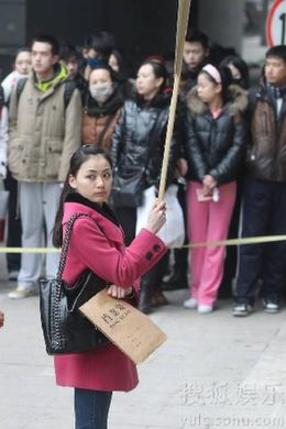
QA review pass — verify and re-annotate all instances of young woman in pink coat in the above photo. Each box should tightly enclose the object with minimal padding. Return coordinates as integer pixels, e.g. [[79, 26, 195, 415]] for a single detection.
[[52, 145, 167, 429]]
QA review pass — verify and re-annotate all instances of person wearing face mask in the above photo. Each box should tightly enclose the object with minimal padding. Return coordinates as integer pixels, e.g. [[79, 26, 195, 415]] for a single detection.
[[83, 32, 115, 82], [82, 63, 124, 154]]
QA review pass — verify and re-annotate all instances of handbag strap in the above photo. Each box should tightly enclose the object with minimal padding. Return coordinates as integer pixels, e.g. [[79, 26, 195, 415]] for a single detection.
[[57, 213, 95, 280]]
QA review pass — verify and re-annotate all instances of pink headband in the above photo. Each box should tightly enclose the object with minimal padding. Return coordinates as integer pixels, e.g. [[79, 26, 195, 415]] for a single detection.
[[202, 64, 222, 84]]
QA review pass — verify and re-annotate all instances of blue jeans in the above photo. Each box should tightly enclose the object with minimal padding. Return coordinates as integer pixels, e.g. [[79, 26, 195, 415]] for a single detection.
[[74, 388, 112, 429]]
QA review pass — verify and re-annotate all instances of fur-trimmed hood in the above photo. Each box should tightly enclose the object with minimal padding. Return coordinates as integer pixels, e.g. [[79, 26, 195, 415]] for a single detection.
[[186, 84, 248, 116]]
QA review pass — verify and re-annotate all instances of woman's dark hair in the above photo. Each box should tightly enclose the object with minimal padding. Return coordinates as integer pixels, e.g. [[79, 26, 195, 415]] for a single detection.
[[14, 47, 31, 68], [220, 55, 249, 89], [53, 145, 112, 248], [266, 45, 286, 63], [199, 65, 233, 104], [139, 59, 168, 92], [15, 47, 31, 57], [60, 43, 82, 63], [110, 50, 123, 71], [185, 29, 209, 51], [88, 61, 118, 83], [88, 31, 115, 62]]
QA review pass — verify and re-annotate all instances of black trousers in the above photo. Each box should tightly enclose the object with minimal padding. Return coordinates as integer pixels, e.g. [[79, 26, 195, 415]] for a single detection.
[[234, 177, 286, 305], [173, 181, 188, 272], [4, 170, 21, 272], [115, 206, 137, 245], [219, 181, 242, 298]]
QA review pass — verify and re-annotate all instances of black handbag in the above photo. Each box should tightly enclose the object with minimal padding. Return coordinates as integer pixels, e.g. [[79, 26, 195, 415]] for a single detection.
[[39, 213, 109, 355], [112, 167, 145, 207]]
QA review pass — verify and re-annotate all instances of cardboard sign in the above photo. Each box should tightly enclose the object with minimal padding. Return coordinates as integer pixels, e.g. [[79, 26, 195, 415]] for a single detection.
[[79, 289, 167, 364]]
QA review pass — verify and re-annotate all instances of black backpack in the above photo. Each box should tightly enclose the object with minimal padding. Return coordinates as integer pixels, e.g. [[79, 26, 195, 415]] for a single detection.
[[0, 85, 4, 116], [16, 77, 76, 109]]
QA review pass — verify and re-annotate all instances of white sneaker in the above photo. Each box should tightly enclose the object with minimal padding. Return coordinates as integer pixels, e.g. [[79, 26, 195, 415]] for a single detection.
[[8, 270, 19, 281], [183, 298, 198, 309], [198, 304, 213, 314], [8, 286, 37, 299]]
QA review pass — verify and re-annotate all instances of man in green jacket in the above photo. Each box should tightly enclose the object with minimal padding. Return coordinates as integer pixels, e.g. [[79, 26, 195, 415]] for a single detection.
[[8, 35, 82, 298]]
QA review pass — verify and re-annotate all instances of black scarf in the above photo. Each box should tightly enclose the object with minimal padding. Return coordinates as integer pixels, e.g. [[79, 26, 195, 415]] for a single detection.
[[268, 83, 286, 100], [65, 193, 120, 227]]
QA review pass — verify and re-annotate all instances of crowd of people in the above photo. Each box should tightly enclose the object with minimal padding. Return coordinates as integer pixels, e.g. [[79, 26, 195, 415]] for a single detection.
[[0, 29, 286, 320], [1, 26, 286, 429]]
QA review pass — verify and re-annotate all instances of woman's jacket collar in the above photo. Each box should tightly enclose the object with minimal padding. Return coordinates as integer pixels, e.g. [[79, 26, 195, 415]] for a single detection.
[[64, 193, 120, 227], [186, 84, 248, 117]]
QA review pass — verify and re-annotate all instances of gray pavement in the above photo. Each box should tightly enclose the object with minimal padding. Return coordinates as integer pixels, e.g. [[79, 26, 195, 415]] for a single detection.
[[1, 264, 286, 429]]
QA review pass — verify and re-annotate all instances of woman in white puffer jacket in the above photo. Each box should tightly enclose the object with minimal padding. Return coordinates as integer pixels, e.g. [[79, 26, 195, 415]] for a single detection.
[[0, 86, 8, 178], [1, 48, 31, 103]]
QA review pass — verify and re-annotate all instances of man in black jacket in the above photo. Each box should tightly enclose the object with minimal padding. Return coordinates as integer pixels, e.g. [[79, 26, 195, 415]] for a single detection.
[[162, 31, 209, 292], [233, 45, 286, 316], [181, 30, 209, 98]]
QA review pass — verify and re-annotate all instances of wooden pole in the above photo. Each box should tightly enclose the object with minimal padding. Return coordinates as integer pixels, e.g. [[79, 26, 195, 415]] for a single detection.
[[158, 0, 191, 201]]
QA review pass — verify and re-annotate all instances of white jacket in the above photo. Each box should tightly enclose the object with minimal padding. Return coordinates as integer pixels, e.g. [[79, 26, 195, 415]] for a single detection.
[[0, 105, 8, 178], [1, 70, 26, 103]]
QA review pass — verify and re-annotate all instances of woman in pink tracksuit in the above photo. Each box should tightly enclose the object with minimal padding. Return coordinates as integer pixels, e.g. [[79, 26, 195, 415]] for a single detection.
[[183, 64, 247, 313], [52, 145, 167, 429]]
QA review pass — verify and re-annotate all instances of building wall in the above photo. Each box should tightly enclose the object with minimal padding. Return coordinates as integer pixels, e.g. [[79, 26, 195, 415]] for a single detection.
[[26, 0, 178, 67], [0, 0, 245, 77], [198, 0, 244, 54], [0, 0, 26, 48], [0, 0, 26, 76]]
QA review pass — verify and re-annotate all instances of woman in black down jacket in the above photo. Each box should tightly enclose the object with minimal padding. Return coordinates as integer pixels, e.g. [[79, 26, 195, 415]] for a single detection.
[[111, 59, 178, 313], [183, 64, 247, 314]]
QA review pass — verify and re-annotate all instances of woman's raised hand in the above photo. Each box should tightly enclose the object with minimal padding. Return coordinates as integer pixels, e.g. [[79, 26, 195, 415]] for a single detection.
[[145, 200, 166, 234]]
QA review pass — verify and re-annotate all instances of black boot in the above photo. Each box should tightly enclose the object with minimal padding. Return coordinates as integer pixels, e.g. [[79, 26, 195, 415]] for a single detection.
[[140, 256, 169, 313], [162, 248, 188, 290], [152, 286, 169, 307], [163, 270, 188, 291], [138, 279, 153, 314]]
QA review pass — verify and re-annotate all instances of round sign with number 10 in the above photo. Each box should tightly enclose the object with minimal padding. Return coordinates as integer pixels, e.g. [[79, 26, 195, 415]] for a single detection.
[[266, 0, 286, 47]]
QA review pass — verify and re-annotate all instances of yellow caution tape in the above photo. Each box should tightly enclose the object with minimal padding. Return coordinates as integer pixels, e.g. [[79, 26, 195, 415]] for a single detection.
[[0, 234, 286, 253], [179, 235, 286, 249], [0, 247, 60, 253]]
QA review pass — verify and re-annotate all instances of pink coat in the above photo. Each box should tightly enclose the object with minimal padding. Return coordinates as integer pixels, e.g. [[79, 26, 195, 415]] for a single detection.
[[54, 201, 166, 392]]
